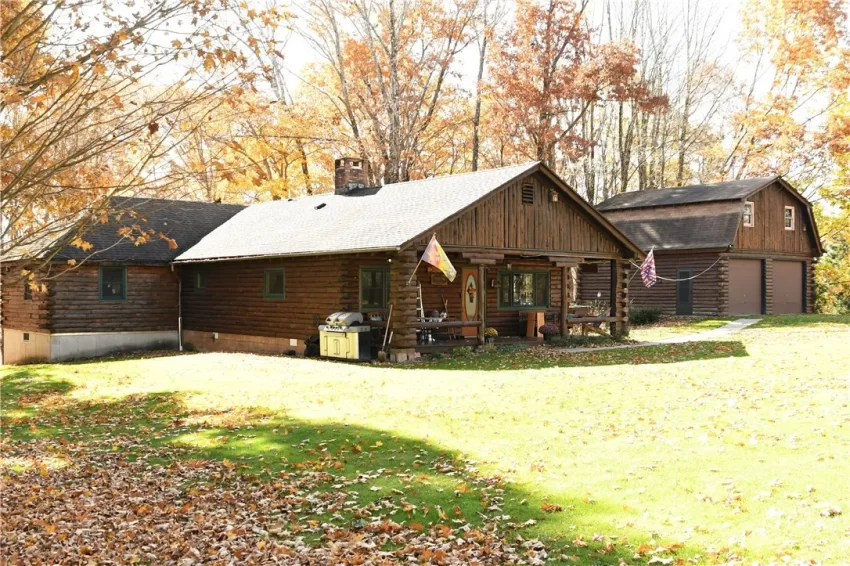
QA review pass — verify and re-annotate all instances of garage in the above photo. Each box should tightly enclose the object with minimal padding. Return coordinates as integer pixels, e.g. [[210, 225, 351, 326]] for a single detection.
[[729, 259, 763, 315], [773, 260, 804, 314]]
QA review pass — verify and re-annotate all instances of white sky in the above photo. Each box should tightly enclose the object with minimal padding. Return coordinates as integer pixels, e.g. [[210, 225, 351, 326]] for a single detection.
[[275, 0, 749, 96]]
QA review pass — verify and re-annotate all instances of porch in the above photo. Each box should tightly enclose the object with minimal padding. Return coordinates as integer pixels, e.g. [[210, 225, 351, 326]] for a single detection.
[[384, 247, 632, 360]]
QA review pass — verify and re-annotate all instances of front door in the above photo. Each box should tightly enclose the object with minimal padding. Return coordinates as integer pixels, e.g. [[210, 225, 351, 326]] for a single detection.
[[461, 268, 479, 336], [676, 270, 693, 315]]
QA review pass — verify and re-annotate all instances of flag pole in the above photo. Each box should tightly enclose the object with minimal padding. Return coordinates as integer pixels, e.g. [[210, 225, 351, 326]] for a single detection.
[[406, 233, 435, 285]]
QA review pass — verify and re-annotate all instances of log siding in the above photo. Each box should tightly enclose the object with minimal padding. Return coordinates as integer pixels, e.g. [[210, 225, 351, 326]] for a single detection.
[[50, 265, 178, 333], [1, 262, 51, 332]]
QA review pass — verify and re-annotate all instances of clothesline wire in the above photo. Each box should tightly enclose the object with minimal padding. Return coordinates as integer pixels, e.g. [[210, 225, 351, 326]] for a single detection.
[[628, 247, 724, 284]]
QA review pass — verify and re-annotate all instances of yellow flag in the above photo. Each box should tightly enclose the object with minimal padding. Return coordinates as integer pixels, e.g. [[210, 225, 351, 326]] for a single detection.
[[420, 235, 456, 282]]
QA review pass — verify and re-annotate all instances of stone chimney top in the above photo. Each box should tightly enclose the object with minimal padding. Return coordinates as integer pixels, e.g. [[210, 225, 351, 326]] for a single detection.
[[334, 157, 369, 195]]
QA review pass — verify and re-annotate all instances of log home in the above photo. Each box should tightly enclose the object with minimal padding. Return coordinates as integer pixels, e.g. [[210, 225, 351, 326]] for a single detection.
[[1, 198, 243, 364], [174, 159, 643, 361], [581, 177, 823, 316]]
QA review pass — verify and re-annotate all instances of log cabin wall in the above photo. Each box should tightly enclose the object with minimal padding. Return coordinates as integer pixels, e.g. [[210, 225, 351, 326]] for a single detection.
[[734, 182, 816, 256], [579, 251, 723, 316], [180, 253, 390, 350], [1, 262, 51, 332], [49, 265, 178, 333], [417, 254, 563, 338], [415, 172, 625, 257]]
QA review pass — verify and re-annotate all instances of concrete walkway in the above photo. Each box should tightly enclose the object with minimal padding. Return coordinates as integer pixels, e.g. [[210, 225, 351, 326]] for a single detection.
[[656, 318, 761, 344], [553, 318, 761, 354]]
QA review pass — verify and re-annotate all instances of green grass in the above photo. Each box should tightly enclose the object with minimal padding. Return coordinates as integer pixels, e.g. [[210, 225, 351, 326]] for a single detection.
[[3, 315, 850, 564]]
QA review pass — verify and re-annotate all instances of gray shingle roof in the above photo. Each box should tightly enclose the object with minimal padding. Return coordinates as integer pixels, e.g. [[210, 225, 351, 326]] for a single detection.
[[52, 198, 244, 264], [175, 162, 541, 262], [607, 212, 742, 251], [597, 177, 776, 211]]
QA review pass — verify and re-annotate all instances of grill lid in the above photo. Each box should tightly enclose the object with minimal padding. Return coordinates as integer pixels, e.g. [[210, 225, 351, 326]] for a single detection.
[[325, 311, 364, 327]]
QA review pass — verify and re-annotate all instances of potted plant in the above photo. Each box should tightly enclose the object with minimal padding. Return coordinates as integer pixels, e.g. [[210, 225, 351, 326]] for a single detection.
[[539, 323, 560, 341], [483, 327, 498, 344]]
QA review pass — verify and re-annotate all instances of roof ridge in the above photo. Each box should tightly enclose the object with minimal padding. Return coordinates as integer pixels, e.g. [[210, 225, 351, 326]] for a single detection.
[[384, 161, 540, 189], [111, 196, 246, 207]]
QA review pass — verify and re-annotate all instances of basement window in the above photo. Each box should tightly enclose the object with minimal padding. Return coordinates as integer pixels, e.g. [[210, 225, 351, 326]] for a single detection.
[[521, 184, 534, 205], [99, 266, 127, 301], [784, 206, 795, 230], [263, 268, 285, 300], [498, 271, 550, 309], [743, 201, 754, 227], [23, 332, 30, 342]]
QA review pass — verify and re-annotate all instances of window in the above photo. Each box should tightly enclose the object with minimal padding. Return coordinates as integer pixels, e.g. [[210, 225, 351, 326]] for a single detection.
[[784, 206, 795, 230], [24, 282, 32, 301], [194, 270, 205, 290], [23, 332, 30, 342], [264, 268, 285, 300], [360, 267, 389, 310], [351, 160, 362, 169], [498, 271, 550, 309], [99, 266, 126, 301], [521, 184, 534, 205], [743, 201, 754, 227]]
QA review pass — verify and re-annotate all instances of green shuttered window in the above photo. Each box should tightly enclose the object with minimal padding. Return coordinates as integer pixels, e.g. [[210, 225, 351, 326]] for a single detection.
[[360, 267, 389, 311], [498, 271, 550, 309], [99, 266, 127, 301], [264, 268, 285, 300]]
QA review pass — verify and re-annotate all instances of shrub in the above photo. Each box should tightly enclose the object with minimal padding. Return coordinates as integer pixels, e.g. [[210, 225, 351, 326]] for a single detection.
[[427, 352, 444, 361], [539, 323, 560, 337], [451, 346, 475, 357], [630, 307, 662, 325]]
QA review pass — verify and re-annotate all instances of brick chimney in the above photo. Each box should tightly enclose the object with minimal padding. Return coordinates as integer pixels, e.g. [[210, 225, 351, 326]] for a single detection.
[[334, 157, 369, 194]]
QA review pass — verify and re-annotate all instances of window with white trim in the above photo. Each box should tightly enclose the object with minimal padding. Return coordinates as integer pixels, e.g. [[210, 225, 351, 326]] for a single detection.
[[743, 201, 754, 227], [784, 206, 795, 230]]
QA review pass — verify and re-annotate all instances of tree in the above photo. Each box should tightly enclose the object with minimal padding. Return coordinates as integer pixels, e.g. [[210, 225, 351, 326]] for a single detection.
[[1, 0, 251, 263], [489, 0, 663, 175], [299, 0, 477, 184]]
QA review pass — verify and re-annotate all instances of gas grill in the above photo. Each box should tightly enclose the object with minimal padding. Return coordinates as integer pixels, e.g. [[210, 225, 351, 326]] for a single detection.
[[319, 312, 373, 361]]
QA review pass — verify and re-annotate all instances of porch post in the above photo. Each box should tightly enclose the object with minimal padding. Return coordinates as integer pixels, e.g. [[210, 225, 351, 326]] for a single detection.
[[612, 259, 630, 337], [389, 249, 419, 362], [478, 263, 486, 345], [560, 265, 569, 336]]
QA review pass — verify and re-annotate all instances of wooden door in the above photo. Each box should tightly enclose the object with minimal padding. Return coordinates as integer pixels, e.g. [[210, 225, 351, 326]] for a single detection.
[[461, 268, 479, 336], [773, 261, 803, 314], [676, 270, 693, 315], [729, 259, 763, 315]]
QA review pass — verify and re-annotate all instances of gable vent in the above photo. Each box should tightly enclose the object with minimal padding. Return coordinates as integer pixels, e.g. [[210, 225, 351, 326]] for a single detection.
[[521, 184, 534, 205]]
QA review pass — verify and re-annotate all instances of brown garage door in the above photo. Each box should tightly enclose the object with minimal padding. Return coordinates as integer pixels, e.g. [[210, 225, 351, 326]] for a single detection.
[[729, 259, 762, 315], [773, 261, 804, 314]]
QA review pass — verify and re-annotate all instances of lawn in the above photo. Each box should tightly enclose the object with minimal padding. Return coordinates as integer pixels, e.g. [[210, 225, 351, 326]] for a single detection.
[[2, 315, 850, 564]]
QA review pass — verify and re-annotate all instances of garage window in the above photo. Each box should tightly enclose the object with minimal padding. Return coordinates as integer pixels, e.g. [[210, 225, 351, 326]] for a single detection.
[[743, 201, 754, 227], [784, 206, 795, 230]]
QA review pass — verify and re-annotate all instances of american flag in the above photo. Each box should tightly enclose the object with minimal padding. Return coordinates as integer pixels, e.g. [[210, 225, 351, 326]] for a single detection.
[[640, 248, 657, 287]]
